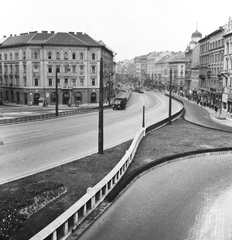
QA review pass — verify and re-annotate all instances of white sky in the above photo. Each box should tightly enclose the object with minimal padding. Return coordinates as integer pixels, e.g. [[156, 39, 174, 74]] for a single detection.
[[1, 0, 232, 61]]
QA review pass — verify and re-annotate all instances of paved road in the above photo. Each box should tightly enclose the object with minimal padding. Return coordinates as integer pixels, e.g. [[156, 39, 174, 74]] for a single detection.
[[0, 91, 182, 184], [78, 153, 232, 240], [77, 95, 232, 240]]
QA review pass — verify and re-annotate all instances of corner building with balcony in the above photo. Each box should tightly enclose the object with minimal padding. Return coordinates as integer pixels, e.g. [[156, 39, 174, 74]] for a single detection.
[[0, 31, 115, 105]]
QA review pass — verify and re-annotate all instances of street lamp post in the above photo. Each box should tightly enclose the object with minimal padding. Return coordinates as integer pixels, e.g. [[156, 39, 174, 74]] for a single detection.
[[108, 74, 111, 106], [98, 58, 104, 154], [55, 68, 59, 116], [169, 68, 172, 125]]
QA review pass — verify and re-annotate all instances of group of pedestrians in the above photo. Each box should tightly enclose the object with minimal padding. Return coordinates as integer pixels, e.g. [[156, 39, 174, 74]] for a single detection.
[[179, 92, 223, 117]]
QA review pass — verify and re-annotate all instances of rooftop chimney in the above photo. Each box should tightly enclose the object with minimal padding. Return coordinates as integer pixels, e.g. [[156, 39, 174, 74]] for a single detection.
[[42, 31, 48, 33], [51, 31, 55, 34]]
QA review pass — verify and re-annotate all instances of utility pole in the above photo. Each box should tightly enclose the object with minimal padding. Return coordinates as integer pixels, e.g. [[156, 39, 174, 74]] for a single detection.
[[98, 58, 104, 154], [55, 69, 58, 116]]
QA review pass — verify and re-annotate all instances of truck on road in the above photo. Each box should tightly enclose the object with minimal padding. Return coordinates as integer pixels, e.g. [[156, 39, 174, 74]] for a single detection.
[[112, 97, 127, 110]]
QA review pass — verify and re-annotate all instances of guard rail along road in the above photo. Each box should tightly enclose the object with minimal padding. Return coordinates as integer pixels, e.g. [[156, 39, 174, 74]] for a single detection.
[[30, 96, 184, 240]]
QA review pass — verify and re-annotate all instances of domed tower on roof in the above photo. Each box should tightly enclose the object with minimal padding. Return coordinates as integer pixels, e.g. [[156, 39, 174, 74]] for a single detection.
[[191, 23, 202, 42]]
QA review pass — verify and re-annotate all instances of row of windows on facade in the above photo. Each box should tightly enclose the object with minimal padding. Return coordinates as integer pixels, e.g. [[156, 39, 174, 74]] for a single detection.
[[200, 52, 224, 63], [0, 64, 97, 74], [0, 77, 97, 87], [0, 52, 97, 61], [200, 39, 225, 53]]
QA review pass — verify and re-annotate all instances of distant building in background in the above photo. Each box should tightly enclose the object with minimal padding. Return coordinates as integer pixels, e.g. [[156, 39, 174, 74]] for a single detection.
[[185, 28, 202, 95], [169, 52, 186, 92], [0, 31, 115, 105]]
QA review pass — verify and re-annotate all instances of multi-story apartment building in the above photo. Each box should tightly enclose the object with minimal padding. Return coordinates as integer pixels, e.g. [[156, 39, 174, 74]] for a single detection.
[[155, 53, 177, 90], [134, 55, 147, 86], [221, 17, 232, 113], [147, 52, 160, 77], [185, 29, 202, 95], [198, 27, 225, 107], [0, 31, 115, 105], [168, 52, 186, 92]]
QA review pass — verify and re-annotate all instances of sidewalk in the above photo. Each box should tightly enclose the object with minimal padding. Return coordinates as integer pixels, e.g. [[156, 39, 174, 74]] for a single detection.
[[175, 94, 232, 128]]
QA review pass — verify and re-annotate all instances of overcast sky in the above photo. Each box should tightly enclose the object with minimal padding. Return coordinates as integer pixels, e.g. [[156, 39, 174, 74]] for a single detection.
[[1, 0, 232, 61]]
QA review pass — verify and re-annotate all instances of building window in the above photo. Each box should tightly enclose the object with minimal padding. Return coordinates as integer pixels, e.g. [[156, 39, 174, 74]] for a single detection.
[[49, 78, 52, 86], [64, 78, 68, 86], [92, 78, 96, 85], [48, 66, 53, 73], [15, 53, 19, 60], [56, 52, 60, 60], [4, 54, 7, 60], [34, 52, 38, 59], [35, 78, 39, 86], [0, 76, 2, 85], [91, 66, 96, 73], [23, 65, 27, 73], [10, 53, 12, 60], [92, 53, 95, 60], [24, 77, 27, 86], [48, 52, 52, 59], [80, 77, 84, 85], [72, 79, 76, 86], [65, 66, 70, 73], [72, 65, 76, 73], [64, 52, 68, 60], [56, 66, 60, 73], [23, 51, 26, 60], [72, 52, 76, 60], [15, 65, 19, 74], [0, 54, 1, 60], [80, 52, 84, 60], [57, 78, 60, 86], [33, 65, 39, 72]]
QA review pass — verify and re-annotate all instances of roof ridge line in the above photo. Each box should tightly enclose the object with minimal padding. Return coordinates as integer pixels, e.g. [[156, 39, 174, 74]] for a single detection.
[[67, 32, 88, 45], [43, 33, 57, 44], [27, 32, 38, 43]]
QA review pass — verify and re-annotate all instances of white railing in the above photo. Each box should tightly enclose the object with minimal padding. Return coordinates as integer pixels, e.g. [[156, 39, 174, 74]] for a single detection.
[[30, 128, 146, 240]]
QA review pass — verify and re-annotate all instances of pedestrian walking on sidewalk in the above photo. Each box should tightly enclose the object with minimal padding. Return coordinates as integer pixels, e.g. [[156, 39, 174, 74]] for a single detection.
[[214, 105, 218, 115]]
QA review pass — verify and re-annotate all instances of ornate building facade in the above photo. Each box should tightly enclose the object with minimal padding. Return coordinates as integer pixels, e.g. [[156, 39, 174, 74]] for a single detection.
[[0, 31, 115, 105], [221, 17, 232, 113], [198, 27, 225, 107]]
